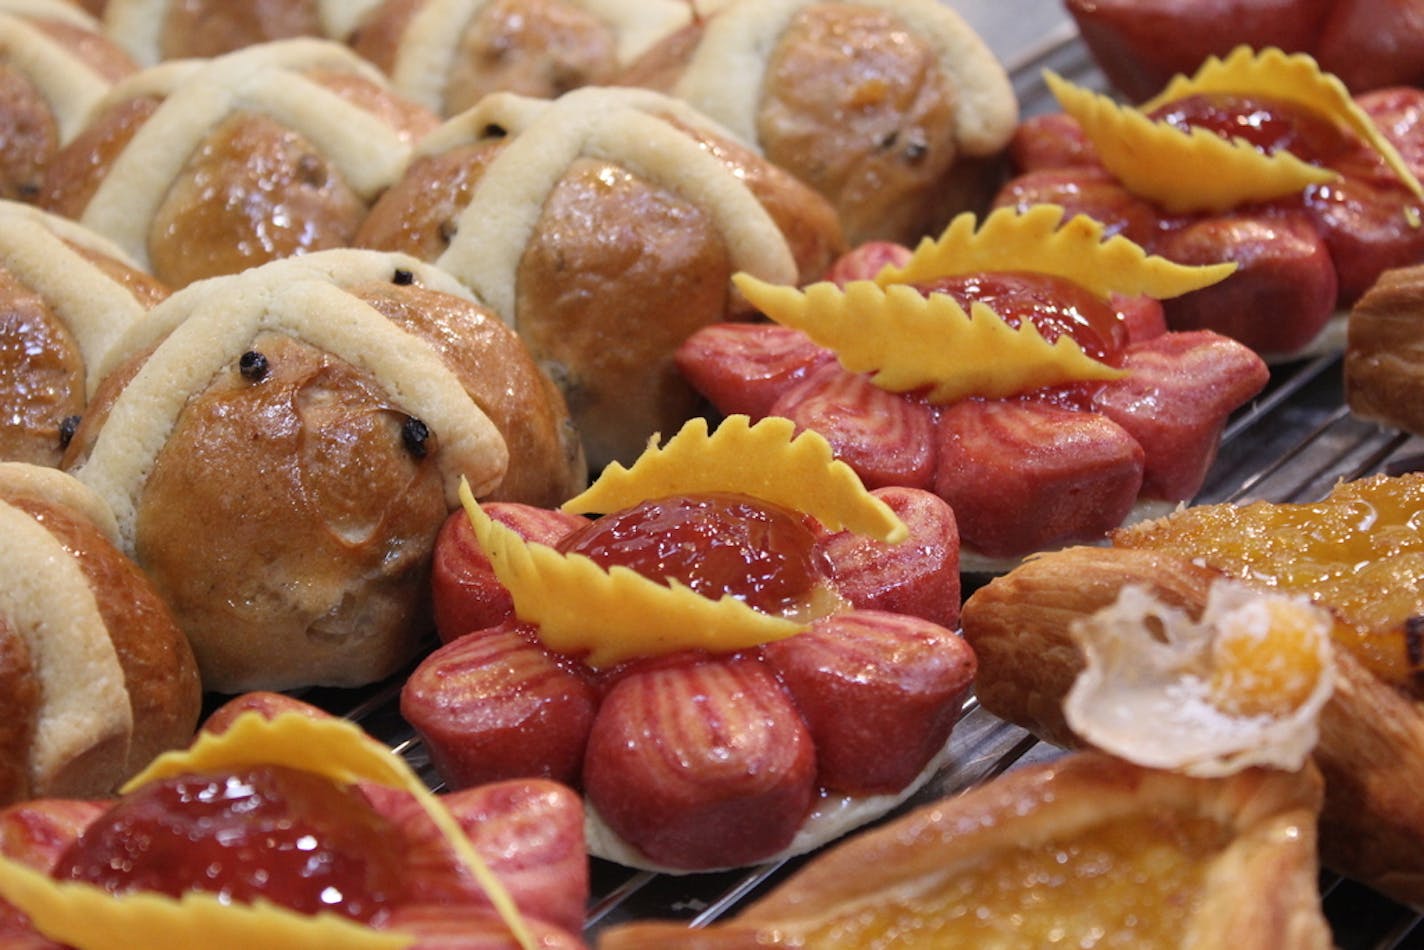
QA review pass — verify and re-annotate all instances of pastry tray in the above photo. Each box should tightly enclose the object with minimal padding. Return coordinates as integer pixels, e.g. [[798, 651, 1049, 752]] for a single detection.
[[286, 21, 1424, 950]]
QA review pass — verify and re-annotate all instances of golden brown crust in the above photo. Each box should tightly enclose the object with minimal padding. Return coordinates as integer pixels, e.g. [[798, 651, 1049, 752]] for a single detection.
[[351, 279, 586, 507], [155, 0, 323, 61], [60, 237, 168, 309], [0, 63, 59, 202], [960, 542, 1424, 910], [0, 265, 84, 467], [28, 14, 135, 81], [602, 752, 1329, 949], [7, 493, 200, 775], [0, 614, 38, 804], [1345, 263, 1424, 437], [345, 0, 421, 73], [354, 141, 505, 261], [36, 93, 157, 219]]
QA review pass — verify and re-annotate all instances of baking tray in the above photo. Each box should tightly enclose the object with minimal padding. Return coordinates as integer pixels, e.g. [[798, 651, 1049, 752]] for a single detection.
[[292, 19, 1424, 949]]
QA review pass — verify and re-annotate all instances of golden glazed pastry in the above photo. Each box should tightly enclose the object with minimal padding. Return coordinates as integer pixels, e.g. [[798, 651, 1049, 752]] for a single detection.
[[36, 38, 438, 288], [960, 472, 1424, 908], [348, 0, 691, 116], [0, 201, 167, 467], [599, 751, 1330, 949], [1346, 263, 1424, 437], [0, 0, 136, 201], [0, 461, 200, 806], [63, 248, 585, 693], [357, 85, 845, 468], [102, 0, 384, 64], [619, 0, 1019, 246]]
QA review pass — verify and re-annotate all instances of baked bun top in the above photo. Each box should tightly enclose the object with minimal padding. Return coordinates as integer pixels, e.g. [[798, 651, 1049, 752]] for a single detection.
[[103, 0, 383, 65]]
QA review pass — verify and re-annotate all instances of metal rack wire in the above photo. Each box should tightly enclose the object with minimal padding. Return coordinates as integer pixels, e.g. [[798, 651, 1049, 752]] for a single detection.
[[301, 27, 1424, 949]]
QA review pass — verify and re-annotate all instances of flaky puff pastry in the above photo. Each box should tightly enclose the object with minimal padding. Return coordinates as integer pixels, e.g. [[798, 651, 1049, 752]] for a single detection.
[[619, 0, 1019, 246], [0, 462, 200, 806], [0, 0, 135, 200], [37, 38, 437, 288], [1346, 263, 1424, 438], [600, 751, 1329, 949], [961, 531, 1424, 910], [357, 85, 844, 468], [0, 200, 167, 467], [62, 248, 584, 693]]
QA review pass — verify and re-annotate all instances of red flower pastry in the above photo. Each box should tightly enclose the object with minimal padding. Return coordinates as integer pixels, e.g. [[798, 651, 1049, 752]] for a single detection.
[[997, 46, 1424, 358], [0, 694, 588, 949], [677, 205, 1269, 569], [403, 415, 975, 872]]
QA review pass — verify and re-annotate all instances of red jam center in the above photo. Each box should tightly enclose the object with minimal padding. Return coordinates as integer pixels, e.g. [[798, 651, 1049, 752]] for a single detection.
[[916, 270, 1128, 360], [52, 765, 409, 925], [557, 491, 830, 617], [1147, 92, 1355, 166]]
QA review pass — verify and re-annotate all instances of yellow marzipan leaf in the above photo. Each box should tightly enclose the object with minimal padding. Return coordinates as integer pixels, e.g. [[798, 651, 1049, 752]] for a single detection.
[[1047, 70, 1338, 214], [0, 859, 410, 950], [461, 479, 807, 669], [563, 415, 906, 543], [874, 205, 1236, 299], [733, 274, 1127, 404], [1143, 45, 1423, 200]]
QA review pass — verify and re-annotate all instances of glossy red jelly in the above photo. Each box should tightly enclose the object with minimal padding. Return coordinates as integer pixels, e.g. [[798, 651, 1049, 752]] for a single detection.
[[1147, 93, 1355, 165], [557, 491, 831, 617], [917, 270, 1130, 360], [51, 765, 409, 925]]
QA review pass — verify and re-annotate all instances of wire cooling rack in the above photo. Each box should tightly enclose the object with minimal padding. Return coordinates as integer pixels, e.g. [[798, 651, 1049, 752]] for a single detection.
[[291, 27, 1424, 950]]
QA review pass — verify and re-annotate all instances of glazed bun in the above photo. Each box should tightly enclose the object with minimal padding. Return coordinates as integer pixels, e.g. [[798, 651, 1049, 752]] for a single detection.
[[64, 249, 584, 693], [0, 200, 167, 467], [0, 461, 200, 804], [357, 85, 845, 468], [37, 38, 438, 288], [620, 0, 1019, 246], [102, 0, 381, 64]]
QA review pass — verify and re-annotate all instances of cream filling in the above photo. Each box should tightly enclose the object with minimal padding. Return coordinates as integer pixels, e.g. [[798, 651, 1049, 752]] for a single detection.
[[0, 500, 131, 796], [672, 0, 1017, 156], [584, 736, 958, 874], [78, 39, 414, 270], [73, 249, 508, 553], [0, 202, 148, 395], [433, 86, 799, 325], [0, 10, 113, 142]]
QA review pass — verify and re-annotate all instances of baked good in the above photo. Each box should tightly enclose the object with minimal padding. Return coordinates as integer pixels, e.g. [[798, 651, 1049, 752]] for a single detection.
[[402, 415, 975, 872], [959, 470, 1424, 907], [677, 205, 1269, 569], [348, 0, 691, 116], [0, 201, 167, 467], [0, 461, 200, 806], [62, 248, 585, 693], [598, 751, 1330, 949], [356, 84, 845, 468], [617, 0, 1019, 246], [999, 46, 1424, 358], [1066, 0, 1424, 102], [1345, 262, 1424, 437], [0, 696, 588, 948], [0, 0, 136, 201], [102, 0, 383, 64], [36, 38, 438, 288]]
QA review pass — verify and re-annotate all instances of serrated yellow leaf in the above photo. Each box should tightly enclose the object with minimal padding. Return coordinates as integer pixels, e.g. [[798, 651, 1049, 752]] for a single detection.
[[874, 205, 1236, 298], [1143, 45, 1423, 200], [116, 712, 535, 950], [562, 415, 906, 543], [0, 859, 410, 950], [1048, 70, 1339, 213], [733, 275, 1127, 404], [461, 479, 807, 669]]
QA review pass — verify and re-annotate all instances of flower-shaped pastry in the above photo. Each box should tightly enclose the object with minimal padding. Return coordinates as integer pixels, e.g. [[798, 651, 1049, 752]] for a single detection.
[[403, 415, 975, 872]]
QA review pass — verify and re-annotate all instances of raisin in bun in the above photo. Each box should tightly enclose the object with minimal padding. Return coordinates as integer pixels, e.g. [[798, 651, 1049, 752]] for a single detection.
[[0, 201, 168, 467], [101, 0, 384, 64], [63, 249, 585, 693], [347, 0, 690, 117], [0, 0, 136, 201], [357, 85, 845, 468], [37, 38, 438, 288], [0, 461, 200, 805], [619, 0, 1019, 246]]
